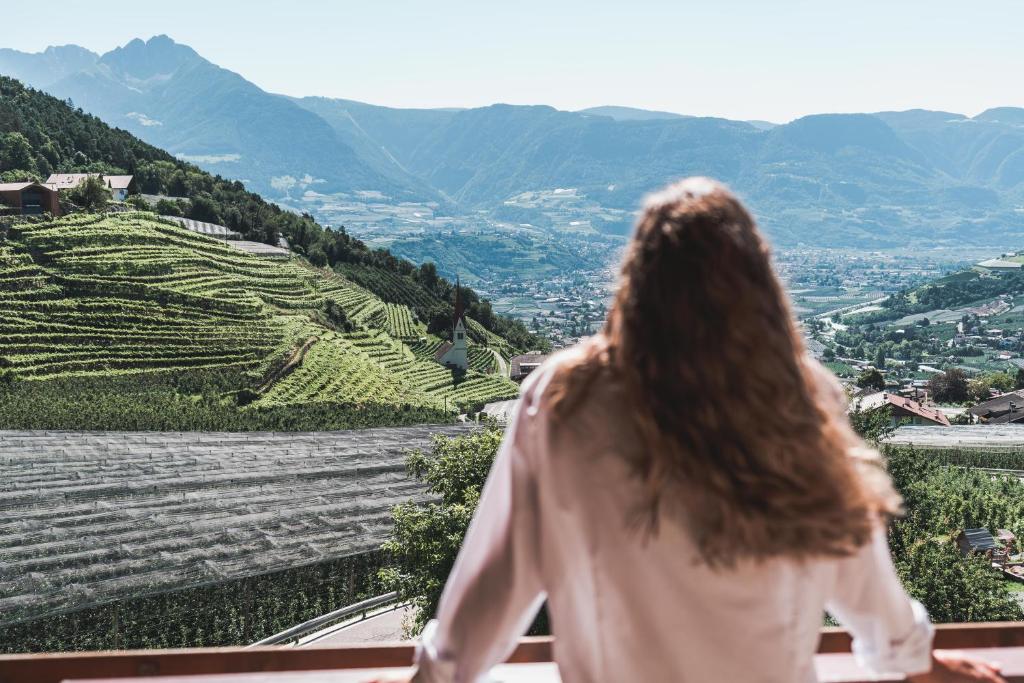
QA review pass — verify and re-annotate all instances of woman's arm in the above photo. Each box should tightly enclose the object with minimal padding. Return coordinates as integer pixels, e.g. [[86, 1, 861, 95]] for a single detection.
[[826, 528, 1004, 682], [411, 390, 547, 683], [826, 526, 934, 676]]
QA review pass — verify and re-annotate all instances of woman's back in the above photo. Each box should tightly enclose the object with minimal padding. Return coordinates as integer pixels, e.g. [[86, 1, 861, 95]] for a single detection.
[[411, 349, 930, 683], [535, 350, 831, 681], [402, 179, 995, 683]]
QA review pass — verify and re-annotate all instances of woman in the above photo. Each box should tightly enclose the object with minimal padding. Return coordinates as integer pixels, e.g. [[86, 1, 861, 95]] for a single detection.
[[392, 179, 1004, 682]]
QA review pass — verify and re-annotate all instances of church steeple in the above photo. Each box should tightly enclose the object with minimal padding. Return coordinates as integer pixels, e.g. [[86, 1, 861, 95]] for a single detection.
[[453, 275, 466, 327], [437, 274, 469, 371]]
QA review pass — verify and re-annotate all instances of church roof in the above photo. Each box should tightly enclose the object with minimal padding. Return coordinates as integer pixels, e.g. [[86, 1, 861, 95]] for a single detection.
[[433, 341, 453, 362]]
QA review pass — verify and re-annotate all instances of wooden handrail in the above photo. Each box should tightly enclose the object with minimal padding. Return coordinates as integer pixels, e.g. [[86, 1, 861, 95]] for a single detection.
[[4, 624, 1024, 683]]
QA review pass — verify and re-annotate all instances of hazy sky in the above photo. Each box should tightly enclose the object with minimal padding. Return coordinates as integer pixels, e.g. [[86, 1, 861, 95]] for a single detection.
[[2, 0, 1021, 122]]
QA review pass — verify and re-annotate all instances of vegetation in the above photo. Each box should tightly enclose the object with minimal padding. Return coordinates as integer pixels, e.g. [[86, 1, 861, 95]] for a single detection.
[[0, 213, 519, 428], [885, 448, 1023, 623], [0, 75, 545, 352], [65, 175, 113, 212], [381, 420, 1024, 636], [929, 368, 970, 403], [0, 553, 383, 653]]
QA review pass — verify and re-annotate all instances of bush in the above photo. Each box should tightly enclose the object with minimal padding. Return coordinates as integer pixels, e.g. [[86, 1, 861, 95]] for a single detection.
[[66, 176, 111, 212]]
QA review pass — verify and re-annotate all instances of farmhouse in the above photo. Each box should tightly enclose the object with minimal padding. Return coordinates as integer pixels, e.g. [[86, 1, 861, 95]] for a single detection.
[[968, 391, 1024, 424], [0, 181, 61, 216], [434, 278, 469, 370], [46, 173, 134, 201], [854, 391, 950, 426], [511, 351, 550, 382]]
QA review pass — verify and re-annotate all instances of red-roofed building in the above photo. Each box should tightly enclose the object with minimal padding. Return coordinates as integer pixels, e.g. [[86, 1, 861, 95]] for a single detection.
[[878, 393, 950, 427]]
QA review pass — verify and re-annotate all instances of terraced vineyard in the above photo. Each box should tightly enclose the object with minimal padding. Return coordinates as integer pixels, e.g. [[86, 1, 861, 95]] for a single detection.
[[0, 213, 520, 428], [384, 302, 421, 339], [0, 426, 476, 647]]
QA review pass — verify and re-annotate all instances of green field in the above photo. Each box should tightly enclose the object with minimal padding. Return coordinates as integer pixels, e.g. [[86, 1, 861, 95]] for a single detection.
[[0, 213, 519, 427]]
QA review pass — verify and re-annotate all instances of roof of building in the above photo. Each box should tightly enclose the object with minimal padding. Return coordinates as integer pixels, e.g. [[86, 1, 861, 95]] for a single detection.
[[510, 352, 551, 378], [103, 175, 134, 190], [45, 173, 91, 189], [433, 341, 453, 362], [959, 528, 999, 552], [45, 173, 133, 190], [968, 391, 1024, 424], [884, 393, 951, 426], [0, 181, 51, 192]]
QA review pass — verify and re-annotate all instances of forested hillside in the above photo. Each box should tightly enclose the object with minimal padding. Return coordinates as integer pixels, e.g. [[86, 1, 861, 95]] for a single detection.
[[0, 74, 544, 351], [0, 213, 519, 429]]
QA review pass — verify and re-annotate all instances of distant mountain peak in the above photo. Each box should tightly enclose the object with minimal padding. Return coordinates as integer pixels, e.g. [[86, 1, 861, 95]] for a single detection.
[[577, 105, 688, 121], [975, 107, 1024, 126], [99, 35, 203, 81]]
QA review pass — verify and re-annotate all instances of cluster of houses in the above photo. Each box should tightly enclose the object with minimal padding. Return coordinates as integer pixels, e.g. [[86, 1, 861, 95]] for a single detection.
[[0, 173, 134, 217], [851, 386, 1024, 428]]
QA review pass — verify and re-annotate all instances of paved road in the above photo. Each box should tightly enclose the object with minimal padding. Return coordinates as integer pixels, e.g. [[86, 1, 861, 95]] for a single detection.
[[303, 606, 413, 645], [491, 348, 510, 377]]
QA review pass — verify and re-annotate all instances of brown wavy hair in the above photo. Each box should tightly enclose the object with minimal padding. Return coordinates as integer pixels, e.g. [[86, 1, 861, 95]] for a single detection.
[[546, 177, 900, 566]]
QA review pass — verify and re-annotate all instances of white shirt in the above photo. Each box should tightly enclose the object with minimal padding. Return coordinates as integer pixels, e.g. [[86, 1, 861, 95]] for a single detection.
[[413, 352, 933, 683]]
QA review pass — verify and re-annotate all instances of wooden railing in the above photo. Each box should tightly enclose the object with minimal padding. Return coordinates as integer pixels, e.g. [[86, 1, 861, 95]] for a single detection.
[[5, 624, 1024, 683]]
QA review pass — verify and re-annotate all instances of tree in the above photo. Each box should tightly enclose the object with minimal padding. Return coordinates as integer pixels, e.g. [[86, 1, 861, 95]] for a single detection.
[[893, 535, 1022, 623], [381, 429, 548, 636], [873, 347, 887, 370], [968, 372, 1014, 403], [426, 303, 455, 338], [66, 176, 110, 212], [156, 198, 183, 216], [1015, 368, 1024, 391], [929, 369, 969, 403], [849, 405, 895, 442], [380, 429, 503, 634], [856, 368, 885, 391], [0, 132, 36, 174]]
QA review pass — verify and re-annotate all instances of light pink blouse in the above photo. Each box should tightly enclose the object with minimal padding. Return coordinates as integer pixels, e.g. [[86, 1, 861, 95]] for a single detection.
[[412, 351, 933, 683]]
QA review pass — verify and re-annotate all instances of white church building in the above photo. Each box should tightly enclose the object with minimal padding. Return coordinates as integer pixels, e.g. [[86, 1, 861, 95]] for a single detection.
[[434, 279, 469, 371]]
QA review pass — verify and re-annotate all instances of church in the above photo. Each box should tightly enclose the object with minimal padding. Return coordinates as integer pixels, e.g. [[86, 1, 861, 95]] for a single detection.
[[433, 279, 469, 371]]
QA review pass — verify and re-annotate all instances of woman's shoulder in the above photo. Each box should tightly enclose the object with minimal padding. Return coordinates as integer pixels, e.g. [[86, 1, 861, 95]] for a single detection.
[[520, 338, 616, 404]]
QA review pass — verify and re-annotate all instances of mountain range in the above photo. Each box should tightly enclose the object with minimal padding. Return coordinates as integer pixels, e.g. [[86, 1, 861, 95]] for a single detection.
[[4, 35, 1024, 248]]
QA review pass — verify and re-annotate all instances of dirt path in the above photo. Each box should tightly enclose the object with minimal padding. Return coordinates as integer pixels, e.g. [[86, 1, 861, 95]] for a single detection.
[[256, 336, 318, 394], [491, 348, 510, 377]]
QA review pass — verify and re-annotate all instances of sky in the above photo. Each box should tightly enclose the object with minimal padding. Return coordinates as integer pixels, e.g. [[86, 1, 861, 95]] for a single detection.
[[1, 0, 1022, 123]]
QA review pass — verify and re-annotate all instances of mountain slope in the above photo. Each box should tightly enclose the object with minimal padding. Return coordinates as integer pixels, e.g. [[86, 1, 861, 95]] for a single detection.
[[0, 37, 429, 201], [0, 74, 543, 350], [8, 37, 1024, 249], [0, 212, 519, 429]]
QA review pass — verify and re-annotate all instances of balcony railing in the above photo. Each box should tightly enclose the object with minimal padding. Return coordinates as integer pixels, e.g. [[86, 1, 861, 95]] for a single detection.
[[4, 623, 1024, 683]]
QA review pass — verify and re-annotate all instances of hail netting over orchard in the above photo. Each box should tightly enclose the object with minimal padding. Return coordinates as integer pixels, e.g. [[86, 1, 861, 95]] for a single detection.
[[0, 425, 476, 627]]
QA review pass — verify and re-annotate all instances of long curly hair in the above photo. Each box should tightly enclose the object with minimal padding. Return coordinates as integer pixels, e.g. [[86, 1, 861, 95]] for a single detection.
[[546, 177, 900, 566]]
